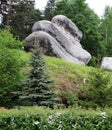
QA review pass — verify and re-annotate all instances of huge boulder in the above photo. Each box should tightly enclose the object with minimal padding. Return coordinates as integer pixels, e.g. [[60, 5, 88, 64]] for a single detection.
[[101, 57, 112, 71], [25, 15, 91, 65]]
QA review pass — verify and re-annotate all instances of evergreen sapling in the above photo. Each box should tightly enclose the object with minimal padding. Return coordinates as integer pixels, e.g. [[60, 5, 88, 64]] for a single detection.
[[20, 49, 56, 108]]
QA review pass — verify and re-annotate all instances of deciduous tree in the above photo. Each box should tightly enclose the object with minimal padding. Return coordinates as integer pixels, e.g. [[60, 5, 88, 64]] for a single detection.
[[0, 29, 23, 107]]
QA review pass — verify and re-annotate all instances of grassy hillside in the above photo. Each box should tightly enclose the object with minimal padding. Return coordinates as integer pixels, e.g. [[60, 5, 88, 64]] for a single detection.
[[46, 56, 112, 107], [21, 51, 112, 107], [0, 51, 112, 129], [44, 56, 92, 104]]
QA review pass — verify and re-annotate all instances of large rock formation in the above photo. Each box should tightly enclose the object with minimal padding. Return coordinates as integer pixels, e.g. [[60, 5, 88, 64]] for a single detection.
[[101, 57, 112, 71], [24, 15, 91, 65]]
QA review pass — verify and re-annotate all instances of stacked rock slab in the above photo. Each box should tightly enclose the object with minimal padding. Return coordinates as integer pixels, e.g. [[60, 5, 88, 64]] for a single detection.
[[25, 15, 91, 65]]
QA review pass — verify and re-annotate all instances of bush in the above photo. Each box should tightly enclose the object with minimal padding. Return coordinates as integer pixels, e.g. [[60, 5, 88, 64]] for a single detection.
[[0, 29, 24, 107], [0, 28, 23, 49], [87, 69, 112, 108], [0, 49, 22, 107], [67, 92, 78, 107], [0, 107, 112, 130]]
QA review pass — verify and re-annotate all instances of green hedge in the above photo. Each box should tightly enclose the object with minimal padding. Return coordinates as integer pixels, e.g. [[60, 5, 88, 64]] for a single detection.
[[0, 107, 112, 130]]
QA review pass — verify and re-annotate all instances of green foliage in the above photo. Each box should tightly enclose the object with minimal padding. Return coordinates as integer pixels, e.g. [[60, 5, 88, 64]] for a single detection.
[[0, 29, 24, 107], [10, 0, 42, 40], [44, 0, 56, 20], [0, 0, 42, 40], [0, 28, 23, 49], [45, 56, 94, 106], [20, 50, 56, 108], [99, 6, 112, 57], [87, 69, 112, 108], [21, 54, 112, 108], [67, 92, 78, 107], [0, 49, 22, 107], [44, 56, 112, 108], [0, 107, 112, 129]]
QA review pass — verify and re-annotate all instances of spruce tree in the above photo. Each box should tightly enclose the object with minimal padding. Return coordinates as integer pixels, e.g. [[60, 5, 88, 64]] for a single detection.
[[21, 49, 56, 108]]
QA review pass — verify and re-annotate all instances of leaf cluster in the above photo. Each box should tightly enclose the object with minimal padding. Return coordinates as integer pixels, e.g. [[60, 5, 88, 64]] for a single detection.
[[87, 69, 112, 108], [0, 107, 112, 130], [0, 29, 24, 107]]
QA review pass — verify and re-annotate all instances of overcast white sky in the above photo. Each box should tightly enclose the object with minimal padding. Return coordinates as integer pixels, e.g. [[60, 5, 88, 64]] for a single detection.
[[35, 0, 112, 17]]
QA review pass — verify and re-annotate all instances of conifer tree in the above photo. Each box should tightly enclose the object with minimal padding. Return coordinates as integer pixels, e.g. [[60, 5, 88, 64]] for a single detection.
[[44, 0, 56, 20], [21, 49, 56, 108]]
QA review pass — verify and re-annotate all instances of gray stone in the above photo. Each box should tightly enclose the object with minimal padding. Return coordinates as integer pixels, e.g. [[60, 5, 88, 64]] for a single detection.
[[52, 15, 82, 41], [101, 57, 112, 71], [25, 15, 91, 65], [25, 31, 84, 64]]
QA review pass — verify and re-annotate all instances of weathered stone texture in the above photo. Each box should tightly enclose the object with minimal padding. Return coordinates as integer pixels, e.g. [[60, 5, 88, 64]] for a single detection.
[[25, 15, 91, 65]]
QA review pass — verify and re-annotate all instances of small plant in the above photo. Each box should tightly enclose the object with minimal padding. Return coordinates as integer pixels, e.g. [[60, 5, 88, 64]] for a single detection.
[[0, 28, 23, 49], [67, 92, 78, 107], [87, 69, 112, 108]]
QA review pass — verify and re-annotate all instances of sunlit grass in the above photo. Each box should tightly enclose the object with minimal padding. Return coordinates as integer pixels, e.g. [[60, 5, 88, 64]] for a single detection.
[[0, 106, 112, 117]]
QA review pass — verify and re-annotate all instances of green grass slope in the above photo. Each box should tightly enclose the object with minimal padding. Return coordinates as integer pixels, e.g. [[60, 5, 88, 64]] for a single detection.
[[45, 56, 112, 106], [45, 56, 92, 84], [21, 52, 112, 107], [44, 56, 94, 104]]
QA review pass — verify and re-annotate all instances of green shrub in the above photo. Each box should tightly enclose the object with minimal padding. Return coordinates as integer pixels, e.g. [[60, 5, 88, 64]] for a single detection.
[[0, 107, 112, 130], [87, 69, 112, 108], [0, 28, 23, 49], [0, 29, 25, 108], [0, 49, 22, 107], [67, 92, 78, 107]]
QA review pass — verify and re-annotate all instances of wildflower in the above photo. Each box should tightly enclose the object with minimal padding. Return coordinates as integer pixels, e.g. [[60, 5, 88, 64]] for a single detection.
[[55, 112, 61, 117], [72, 123, 78, 129], [57, 121, 62, 130], [47, 114, 54, 125], [34, 121, 40, 125], [48, 114, 53, 120], [100, 112, 107, 118]]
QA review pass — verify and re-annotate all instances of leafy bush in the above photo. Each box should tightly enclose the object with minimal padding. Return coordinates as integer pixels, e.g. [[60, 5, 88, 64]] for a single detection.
[[0, 29, 25, 107], [0, 28, 23, 49], [0, 49, 22, 107], [67, 92, 78, 107], [0, 107, 112, 130], [87, 69, 112, 108]]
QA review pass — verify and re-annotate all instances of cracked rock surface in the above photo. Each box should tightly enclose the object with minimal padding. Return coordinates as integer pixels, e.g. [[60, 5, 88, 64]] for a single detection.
[[25, 15, 91, 65]]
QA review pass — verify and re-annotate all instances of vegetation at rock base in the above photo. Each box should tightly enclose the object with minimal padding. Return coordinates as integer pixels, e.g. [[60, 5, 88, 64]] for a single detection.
[[44, 56, 112, 108], [0, 30, 112, 108]]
